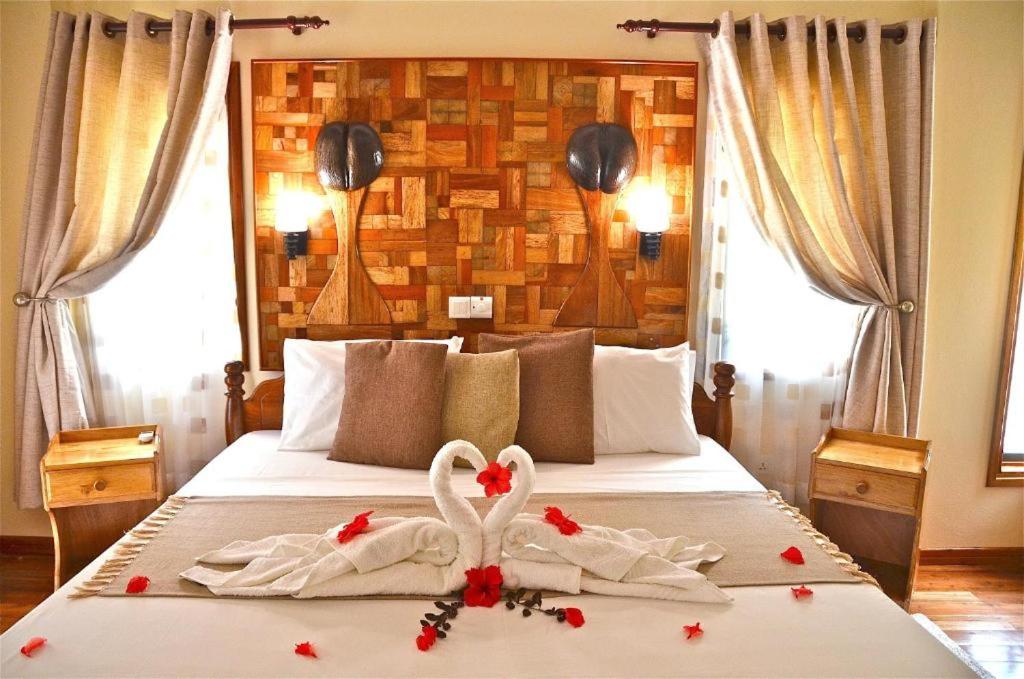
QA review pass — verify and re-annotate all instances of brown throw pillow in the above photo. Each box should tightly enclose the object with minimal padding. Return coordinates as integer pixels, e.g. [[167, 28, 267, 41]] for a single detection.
[[329, 341, 447, 470], [443, 350, 520, 468], [478, 329, 595, 464]]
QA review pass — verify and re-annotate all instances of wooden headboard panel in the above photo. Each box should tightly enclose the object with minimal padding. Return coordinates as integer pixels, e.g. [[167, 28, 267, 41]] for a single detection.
[[252, 58, 698, 369], [223, 360, 735, 450]]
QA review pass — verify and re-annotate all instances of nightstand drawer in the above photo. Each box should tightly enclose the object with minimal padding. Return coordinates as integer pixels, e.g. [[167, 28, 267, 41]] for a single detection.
[[45, 463, 156, 508], [813, 462, 919, 513]]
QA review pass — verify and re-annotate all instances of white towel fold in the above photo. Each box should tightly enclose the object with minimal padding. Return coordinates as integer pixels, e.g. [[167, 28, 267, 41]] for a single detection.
[[498, 514, 732, 603], [180, 440, 490, 599]]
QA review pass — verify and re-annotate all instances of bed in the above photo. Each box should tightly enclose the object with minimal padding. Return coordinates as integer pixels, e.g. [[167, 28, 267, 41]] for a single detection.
[[1, 362, 976, 677]]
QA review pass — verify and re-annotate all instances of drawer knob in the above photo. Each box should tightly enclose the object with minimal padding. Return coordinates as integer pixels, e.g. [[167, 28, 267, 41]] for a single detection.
[[93, 479, 107, 492], [855, 481, 869, 495]]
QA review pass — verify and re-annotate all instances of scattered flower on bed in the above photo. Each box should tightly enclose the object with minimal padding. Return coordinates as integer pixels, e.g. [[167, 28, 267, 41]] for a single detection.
[[125, 576, 150, 594], [682, 622, 703, 640], [791, 585, 814, 599], [476, 462, 512, 497], [294, 642, 318, 658], [780, 546, 805, 564], [544, 506, 582, 535], [20, 637, 46, 657], [337, 510, 373, 543], [415, 625, 438, 651], [464, 565, 503, 607], [415, 600, 462, 651], [504, 588, 585, 628]]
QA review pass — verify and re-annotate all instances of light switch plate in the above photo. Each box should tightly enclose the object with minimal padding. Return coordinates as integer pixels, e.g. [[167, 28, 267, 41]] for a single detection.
[[448, 296, 471, 319], [470, 296, 493, 319]]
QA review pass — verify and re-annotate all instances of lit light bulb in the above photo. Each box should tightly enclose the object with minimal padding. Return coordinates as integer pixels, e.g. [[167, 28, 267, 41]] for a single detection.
[[274, 191, 323, 259], [627, 184, 671, 259]]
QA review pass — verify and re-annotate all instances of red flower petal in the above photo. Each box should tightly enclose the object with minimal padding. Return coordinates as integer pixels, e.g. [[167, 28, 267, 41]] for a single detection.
[[477, 462, 512, 497], [683, 622, 703, 640], [544, 506, 583, 535], [416, 635, 431, 651], [20, 637, 46, 657], [780, 546, 805, 564], [564, 607, 585, 628], [337, 510, 374, 543], [294, 642, 317, 658], [483, 565, 503, 586], [791, 585, 814, 599], [125, 576, 150, 594], [422, 625, 437, 643]]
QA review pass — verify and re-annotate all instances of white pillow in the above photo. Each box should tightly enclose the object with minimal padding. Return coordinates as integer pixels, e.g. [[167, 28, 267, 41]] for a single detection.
[[593, 343, 701, 455], [279, 337, 464, 451]]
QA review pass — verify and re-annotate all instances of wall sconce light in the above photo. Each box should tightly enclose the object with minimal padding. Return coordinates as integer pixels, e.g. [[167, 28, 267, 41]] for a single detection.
[[275, 191, 321, 260], [628, 184, 671, 260]]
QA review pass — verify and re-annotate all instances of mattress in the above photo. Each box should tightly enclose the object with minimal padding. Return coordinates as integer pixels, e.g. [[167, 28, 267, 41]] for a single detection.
[[0, 433, 974, 677]]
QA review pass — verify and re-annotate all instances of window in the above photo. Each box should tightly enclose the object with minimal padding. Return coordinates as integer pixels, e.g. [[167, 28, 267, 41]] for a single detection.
[[989, 171, 1024, 486]]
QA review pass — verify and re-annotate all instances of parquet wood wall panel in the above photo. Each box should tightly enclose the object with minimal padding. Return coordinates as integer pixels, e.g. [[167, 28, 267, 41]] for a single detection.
[[252, 59, 697, 369]]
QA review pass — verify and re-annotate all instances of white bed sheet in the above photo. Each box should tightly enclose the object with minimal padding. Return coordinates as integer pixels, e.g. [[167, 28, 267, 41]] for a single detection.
[[1, 433, 974, 678]]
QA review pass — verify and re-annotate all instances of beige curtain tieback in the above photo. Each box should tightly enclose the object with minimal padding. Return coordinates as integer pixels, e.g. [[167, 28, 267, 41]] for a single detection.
[[12, 292, 56, 307], [878, 300, 916, 313]]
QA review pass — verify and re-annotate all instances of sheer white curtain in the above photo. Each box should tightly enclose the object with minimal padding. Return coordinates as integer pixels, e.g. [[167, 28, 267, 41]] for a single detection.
[[79, 106, 241, 491], [697, 126, 860, 506]]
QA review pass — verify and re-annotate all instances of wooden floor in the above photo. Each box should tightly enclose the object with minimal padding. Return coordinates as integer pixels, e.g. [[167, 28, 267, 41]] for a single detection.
[[1, 553, 1021, 676]]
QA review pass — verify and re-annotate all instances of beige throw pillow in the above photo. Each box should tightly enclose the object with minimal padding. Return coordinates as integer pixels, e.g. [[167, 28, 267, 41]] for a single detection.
[[442, 350, 520, 468]]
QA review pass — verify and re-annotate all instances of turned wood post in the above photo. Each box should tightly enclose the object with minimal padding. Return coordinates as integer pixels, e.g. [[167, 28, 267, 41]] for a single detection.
[[712, 362, 736, 450], [224, 361, 246, 445]]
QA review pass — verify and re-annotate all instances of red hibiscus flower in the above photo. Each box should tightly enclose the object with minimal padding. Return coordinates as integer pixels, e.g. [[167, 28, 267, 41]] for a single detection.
[[20, 637, 46, 657], [125, 576, 150, 594], [415, 625, 438, 651], [682, 622, 703, 640], [463, 565, 503, 607], [791, 585, 814, 599], [294, 642, 317, 658], [780, 546, 805, 564], [476, 462, 512, 497], [544, 506, 582, 535], [563, 607, 585, 628], [337, 510, 374, 544]]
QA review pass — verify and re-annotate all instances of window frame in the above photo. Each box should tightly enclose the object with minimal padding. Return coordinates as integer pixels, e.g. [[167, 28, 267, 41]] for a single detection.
[[988, 164, 1024, 487]]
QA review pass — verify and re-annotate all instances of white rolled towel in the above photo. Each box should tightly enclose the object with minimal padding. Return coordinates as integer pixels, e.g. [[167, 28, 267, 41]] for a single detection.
[[180, 440, 489, 598], [499, 516, 731, 603]]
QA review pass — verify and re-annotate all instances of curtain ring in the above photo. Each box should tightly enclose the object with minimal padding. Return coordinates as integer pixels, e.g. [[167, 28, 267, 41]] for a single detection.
[[101, 20, 116, 38], [851, 23, 866, 43], [769, 20, 787, 41], [646, 18, 661, 39], [711, 18, 720, 38], [825, 21, 837, 43], [889, 24, 908, 44], [145, 19, 159, 37]]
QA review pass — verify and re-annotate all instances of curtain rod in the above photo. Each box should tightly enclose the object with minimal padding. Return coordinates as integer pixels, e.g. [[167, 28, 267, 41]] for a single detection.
[[101, 15, 329, 38], [617, 19, 911, 44]]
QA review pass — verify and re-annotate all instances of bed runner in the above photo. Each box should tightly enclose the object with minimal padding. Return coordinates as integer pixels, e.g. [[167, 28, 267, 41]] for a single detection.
[[73, 491, 875, 599]]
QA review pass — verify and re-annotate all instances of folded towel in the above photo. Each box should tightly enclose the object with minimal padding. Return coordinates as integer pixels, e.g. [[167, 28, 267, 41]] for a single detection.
[[499, 514, 732, 603], [481, 445, 536, 566], [180, 440, 490, 598]]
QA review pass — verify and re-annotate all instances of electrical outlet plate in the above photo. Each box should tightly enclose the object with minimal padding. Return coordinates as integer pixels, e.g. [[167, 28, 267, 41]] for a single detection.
[[448, 296, 472, 319], [470, 296, 493, 319]]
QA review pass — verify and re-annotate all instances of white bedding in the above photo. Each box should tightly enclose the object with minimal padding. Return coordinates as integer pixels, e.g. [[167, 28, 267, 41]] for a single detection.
[[1, 433, 974, 677]]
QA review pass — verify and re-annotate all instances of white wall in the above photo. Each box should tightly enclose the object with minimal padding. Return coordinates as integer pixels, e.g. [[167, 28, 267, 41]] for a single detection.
[[3, 1, 1020, 549]]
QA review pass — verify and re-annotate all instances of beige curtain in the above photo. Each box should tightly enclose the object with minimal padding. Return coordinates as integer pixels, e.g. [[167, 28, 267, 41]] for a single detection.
[[698, 12, 936, 436], [14, 9, 233, 507]]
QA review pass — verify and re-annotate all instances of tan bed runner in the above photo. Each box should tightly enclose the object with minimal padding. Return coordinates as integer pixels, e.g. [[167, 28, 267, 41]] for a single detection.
[[74, 491, 876, 598]]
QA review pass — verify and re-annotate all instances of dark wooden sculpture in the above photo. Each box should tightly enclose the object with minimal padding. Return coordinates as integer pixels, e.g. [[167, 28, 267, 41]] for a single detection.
[[308, 122, 391, 325], [555, 123, 639, 329]]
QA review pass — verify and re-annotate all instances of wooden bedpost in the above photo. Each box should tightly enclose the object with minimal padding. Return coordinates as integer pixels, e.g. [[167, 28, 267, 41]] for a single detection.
[[713, 362, 736, 450], [224, 361, 246, 446]]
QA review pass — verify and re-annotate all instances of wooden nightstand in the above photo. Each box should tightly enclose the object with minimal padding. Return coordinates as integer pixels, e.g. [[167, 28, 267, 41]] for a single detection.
[[809, 427, 931, 608], [40, 424, 164, 589]]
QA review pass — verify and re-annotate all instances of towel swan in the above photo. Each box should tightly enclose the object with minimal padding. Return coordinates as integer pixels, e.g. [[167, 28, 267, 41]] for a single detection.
[[485, 446, 732, 603], [179, 440, 489, 598]]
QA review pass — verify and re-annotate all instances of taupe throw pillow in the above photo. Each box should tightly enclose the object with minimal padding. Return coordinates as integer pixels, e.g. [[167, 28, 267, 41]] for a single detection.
[[443, 350, 520, 468], [478, 329, 595, 464], [329, 341, 447, 470]]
